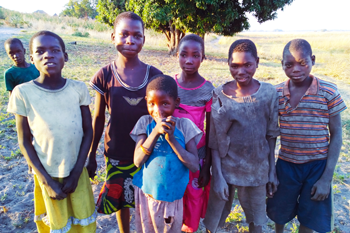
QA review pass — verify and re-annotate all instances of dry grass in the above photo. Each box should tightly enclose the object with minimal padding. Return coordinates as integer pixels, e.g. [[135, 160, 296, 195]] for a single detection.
[[205, 31, 350, 84]]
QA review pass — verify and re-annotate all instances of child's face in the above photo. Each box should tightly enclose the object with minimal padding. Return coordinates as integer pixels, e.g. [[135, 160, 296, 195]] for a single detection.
[[146, 90, 179, 121], [5, 43, 26, 67], [282, 49, 315, 83], [112, 18, 145, 58], [177, 40, 204, 75], [228, 52, 259, 85], [30, 35, 68, 77]]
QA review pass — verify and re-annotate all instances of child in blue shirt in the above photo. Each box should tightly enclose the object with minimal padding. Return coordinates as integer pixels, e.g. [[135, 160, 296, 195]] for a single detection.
[[130, 74, 202, 232], [4, 38, 39, 96]]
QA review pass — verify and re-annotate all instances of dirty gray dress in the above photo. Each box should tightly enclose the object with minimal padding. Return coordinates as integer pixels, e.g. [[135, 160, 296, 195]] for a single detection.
[[209, 81, 280, 187]]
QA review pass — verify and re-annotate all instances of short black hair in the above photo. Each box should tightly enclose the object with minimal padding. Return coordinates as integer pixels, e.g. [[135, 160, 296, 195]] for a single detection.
[[29, 31, 66, 54], [4, 38, 24, 49], [114, 11, 144, 31], [283, 39, 312, 58], [228, 39, 258, 61], [178, 34, 205, 56], [146, 74, 178, 100]]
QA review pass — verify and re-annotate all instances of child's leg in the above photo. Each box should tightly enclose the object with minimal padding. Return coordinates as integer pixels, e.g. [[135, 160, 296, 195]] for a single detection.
[[299, 225, 314, 233], [274, 216, 314, 233], [249, 223, 262, 233], [203, 182, 235, 232], [236, 185, 266, 233], [116, 208, 130, 233], [275, 223, 286, 233]]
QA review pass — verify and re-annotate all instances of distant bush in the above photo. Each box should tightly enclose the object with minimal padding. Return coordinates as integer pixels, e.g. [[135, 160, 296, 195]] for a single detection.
[[72, 31, 90, 37], [5, 14, 31, 28], [0, 8, 5, 20], [0, 7, 111, 33]]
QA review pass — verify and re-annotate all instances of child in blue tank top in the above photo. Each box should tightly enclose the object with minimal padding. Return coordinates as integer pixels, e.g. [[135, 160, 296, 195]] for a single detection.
[[130, 74, 202, 233]]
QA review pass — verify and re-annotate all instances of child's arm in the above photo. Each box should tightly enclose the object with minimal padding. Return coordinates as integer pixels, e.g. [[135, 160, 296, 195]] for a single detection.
[[164, 117, 199, 172], [267, 88, 280, 198], [198, 111, 212, 188], [311, 114, 342, 201], [62, 106, 93, 194], [87, 92, 106, 178], [134, 129, 161, 167], [16, 115, 67, 200], [212, 149, 229, 201], [266, 136, 278, 198], [4, 72, 14, 97]]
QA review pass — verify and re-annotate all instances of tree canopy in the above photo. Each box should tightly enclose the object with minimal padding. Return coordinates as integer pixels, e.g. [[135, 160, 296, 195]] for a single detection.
[[97, 0, 294, 54], [61, 0, 98, 19]]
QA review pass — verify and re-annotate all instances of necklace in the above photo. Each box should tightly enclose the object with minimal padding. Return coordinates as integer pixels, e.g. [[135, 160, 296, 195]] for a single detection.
[[112, 61, 150, 91]]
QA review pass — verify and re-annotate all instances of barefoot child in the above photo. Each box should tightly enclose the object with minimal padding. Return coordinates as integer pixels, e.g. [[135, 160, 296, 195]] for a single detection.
[[203, 39, 279, 233], [130, 74, 202, 232], [87, 12, 162, 232], [4, 38, 39, 96], [173, 34, 214, 232], [7, 31, 96, 232], [267, 39, 347, 233]]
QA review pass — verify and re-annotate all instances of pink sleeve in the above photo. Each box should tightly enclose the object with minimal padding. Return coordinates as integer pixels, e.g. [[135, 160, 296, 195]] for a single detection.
[[205, 98, 212, 112]]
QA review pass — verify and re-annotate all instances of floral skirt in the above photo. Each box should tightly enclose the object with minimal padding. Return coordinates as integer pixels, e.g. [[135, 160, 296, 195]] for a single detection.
[[34, 168, 97, 233], [96, 157, 140, 214]]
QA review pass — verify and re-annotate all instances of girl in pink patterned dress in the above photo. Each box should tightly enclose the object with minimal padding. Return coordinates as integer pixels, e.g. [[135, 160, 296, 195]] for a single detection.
[[173, 34, 214, 232]]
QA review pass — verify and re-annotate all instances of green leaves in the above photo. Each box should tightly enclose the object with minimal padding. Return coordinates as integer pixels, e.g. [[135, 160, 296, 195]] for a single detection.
[[96, 0, 294, 53], [126, 0, 293, 36], [96, 0, 126, 27], [61, 0, 98, 19]]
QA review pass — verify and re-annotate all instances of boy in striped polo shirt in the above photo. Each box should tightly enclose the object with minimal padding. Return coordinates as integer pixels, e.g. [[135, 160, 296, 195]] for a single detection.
[[267, 39, 347, 233]]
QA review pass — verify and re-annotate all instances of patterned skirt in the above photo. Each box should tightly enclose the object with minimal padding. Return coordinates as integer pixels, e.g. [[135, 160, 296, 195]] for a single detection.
[[96, 157, 140, 214]]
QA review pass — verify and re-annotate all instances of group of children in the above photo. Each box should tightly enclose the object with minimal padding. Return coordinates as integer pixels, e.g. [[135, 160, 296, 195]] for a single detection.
[[4, 11, 346, 233]]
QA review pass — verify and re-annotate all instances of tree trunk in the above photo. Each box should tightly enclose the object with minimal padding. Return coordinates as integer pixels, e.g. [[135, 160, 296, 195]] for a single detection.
[[163, 21, 185, 56]]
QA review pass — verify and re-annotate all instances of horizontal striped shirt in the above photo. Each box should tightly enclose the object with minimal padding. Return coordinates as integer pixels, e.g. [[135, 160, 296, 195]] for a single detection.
[[276, 75, 347, 164]]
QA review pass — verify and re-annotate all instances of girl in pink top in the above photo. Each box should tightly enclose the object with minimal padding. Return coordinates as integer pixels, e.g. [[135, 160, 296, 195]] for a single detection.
[[173, 34, 214, 232]]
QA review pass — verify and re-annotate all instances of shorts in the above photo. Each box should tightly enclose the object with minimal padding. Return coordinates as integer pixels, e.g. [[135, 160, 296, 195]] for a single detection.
[[203, 182, 267, 232], [34, 168, 96, 233], [134, 186, 183, 233], [267, 159, 333, 233], [96, 157, 140, 214]]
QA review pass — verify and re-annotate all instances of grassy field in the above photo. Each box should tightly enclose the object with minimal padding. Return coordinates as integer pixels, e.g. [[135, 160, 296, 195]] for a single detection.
[[0, 12, 350, 232]]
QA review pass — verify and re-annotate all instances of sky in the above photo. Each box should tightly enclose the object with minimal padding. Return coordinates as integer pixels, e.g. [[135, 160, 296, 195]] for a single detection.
[[1, 0, 350, 31]]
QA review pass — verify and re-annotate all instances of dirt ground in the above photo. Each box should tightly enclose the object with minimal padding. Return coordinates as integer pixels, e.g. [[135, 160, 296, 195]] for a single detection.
[[0, 27, 349, 233]]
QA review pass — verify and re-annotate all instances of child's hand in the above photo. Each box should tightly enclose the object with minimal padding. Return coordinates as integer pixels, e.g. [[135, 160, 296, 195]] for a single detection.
[[198, 164, 211, 188], [44, 180, 67, 200], [62, 173, 80, 194], [213, 175, 229, 201], [267, 171, 279, 198], [163, 116, 176, 141], [311, 179, 331, 201], [86, 154, 97, 179], [154, 116, 176, 136]]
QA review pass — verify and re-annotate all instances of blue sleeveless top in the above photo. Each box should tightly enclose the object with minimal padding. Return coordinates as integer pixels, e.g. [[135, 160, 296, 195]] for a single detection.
[[132, 120, 189, 202]]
